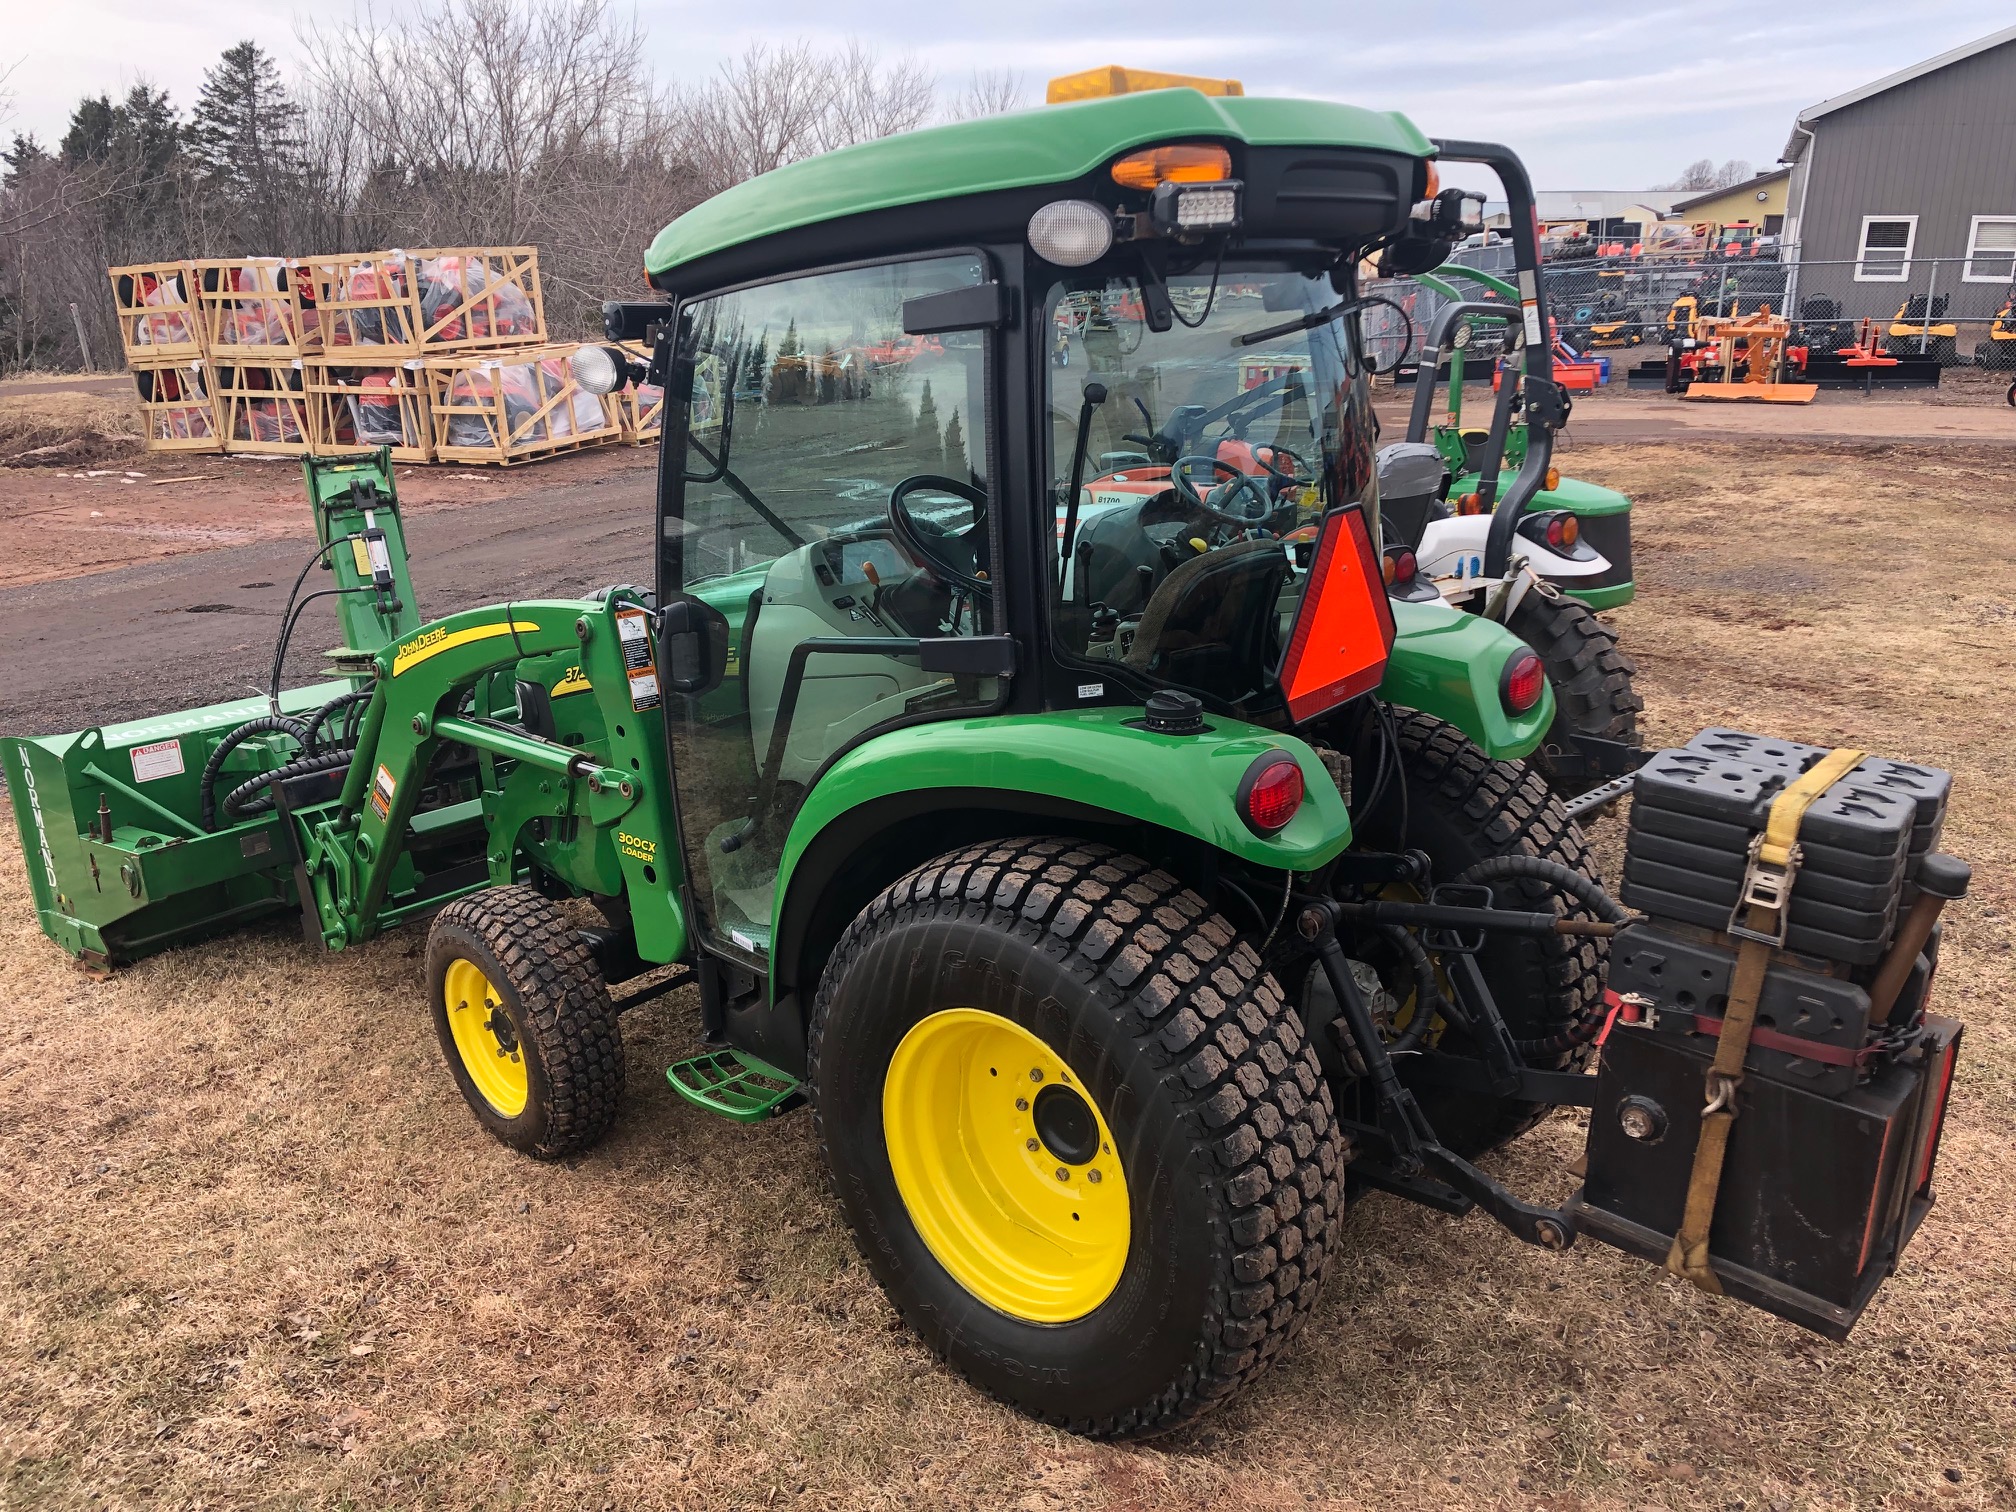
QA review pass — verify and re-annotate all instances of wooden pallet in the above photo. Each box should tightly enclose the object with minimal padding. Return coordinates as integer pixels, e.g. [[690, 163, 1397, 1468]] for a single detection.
[[213, 361, 313, 455], [303, 246, 545, 358], [109, 262, 204, 363], [616, 342, 665, 444], [424, 344, 621, 465], [192, 258, 318, 360], [304, 361, 433, 462], [132, 361, 223, 453]]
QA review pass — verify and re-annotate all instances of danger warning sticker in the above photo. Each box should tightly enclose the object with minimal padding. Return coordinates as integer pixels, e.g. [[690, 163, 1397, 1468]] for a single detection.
[[130, 738, 184, 783], [369, 762, 397, 821], [615, 607, 661, 712]]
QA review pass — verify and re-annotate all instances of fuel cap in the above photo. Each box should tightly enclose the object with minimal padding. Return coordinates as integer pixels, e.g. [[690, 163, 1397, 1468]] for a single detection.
[[1139, 689, 1206, 736]]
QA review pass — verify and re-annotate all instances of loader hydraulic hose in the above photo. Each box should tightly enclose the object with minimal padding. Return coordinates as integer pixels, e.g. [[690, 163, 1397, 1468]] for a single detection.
[[219, 747, 357, 823], [200, 715, 310, 831], [302, 688, 375, 753], [1383, 922, 1454, 1057]]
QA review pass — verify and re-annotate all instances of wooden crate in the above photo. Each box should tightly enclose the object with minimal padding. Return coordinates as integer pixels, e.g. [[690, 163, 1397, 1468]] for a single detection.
[[304, 362, 433, 462], [424, 344, 622, 465], [214, 361, 313, 455], [193, 258, 318, 360], [109, 262, 204, 363], [131, 361, 223, 453], [615, 342, 664, 444], [305, 247, 544, 357]]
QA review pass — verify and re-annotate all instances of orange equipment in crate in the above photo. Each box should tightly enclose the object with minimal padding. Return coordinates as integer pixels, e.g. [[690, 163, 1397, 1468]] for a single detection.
[[304, 361, 434, 462], [132, 362, 222, 452], [214, 362, 313, 454], [109, 262, 203, 363], [1680, 307, 1817, 404], [192, 258, 318, 360], [303, 247, 544, 357], [426, 344, 622, 465]]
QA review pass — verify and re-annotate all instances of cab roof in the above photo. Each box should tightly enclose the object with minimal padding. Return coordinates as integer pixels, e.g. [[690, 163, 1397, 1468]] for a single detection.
[[644, 89, 1431, 281]]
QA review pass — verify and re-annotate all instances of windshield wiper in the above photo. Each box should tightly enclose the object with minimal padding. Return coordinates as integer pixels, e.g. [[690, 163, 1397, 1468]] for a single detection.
[[1231, 296, 1369, 349]]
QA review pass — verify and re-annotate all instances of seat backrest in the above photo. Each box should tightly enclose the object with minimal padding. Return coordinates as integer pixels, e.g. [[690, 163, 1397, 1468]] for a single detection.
[[1123, 540, 1291, 705]]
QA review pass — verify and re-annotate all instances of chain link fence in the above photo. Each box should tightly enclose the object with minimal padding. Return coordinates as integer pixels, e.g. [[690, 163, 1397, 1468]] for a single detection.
[[1376, 251, 2016, 375]]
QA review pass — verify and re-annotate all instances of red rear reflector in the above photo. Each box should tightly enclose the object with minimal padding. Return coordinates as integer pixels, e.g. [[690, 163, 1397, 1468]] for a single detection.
[[1238, 751, 1304, 834], [1501, 649, 1545, 713], [1278, 504, 1396, 724], [1916, 1035, 1960, 1195]]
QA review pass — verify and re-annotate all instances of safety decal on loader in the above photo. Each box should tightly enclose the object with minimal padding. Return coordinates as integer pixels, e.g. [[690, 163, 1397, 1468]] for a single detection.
[[615, 608, 661, 712], [369, 763, 397, 821]]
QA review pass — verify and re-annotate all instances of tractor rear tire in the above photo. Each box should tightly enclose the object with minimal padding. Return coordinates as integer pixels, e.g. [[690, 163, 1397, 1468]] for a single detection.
[[808, 837, 1348, 1438], [1353, 712, 1609, 1156], [1508, 590, 1641, 796], [426, 885, 624, 1160]]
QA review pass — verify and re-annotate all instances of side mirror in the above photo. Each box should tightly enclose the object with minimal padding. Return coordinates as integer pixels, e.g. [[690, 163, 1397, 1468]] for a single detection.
[[656, 595, 731, 698]]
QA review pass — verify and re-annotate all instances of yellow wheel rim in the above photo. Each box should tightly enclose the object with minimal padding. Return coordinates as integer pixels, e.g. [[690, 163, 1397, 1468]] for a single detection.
[[882, 1008, 1129, 1324], [443, 958, 529, 1117]]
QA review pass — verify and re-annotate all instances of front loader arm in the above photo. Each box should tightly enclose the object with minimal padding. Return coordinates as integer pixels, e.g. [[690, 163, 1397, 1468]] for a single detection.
[[301, 595, 686, 963]]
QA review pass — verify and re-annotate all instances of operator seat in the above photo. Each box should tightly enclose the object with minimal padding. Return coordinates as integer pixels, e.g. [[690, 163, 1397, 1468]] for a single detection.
[[1123, 539, 1291, 706]]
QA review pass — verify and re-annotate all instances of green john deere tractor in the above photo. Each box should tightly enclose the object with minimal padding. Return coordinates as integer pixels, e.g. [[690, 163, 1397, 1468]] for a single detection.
[[4, 71, 1971, 1438], [1383, 262, 1641, 798]]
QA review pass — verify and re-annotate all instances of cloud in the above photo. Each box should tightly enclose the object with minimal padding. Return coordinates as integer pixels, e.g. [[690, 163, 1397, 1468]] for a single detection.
[[5, 0, 2010, 191]]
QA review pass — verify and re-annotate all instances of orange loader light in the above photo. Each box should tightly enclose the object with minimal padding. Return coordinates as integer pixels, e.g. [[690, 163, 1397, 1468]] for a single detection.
[[1277, 503, 1396, 725], [1456, 492, 1484, 516], [1423, 161, 1440, 201], [1111, 143, 1233, 190], [1544, 466, 1560, 491]]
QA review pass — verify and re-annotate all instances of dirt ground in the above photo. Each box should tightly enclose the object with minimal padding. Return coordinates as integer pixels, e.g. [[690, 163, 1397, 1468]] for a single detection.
[[1, 430, 2014, 1510], [0, 380, 656, 590]]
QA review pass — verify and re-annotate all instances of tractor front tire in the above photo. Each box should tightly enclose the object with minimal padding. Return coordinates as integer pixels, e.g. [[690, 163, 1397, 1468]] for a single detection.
[[1354, 712, 1609, 1156], [809, 837, 1348, 1438], [425, 885, 624, 1160], [1509, 590, 1641, 796]]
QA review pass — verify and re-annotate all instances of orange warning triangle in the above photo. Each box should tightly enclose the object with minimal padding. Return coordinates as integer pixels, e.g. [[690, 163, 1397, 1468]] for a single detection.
[[1278, 504, 1395, 724]]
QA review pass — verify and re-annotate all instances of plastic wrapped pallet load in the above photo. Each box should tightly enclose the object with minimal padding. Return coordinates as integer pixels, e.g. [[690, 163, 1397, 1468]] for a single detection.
[[133, 362, 222, 452], [214, 361, 312, 455], [305, 247, 544, 357], [109, 263, 204, 363], [426, 344, 621, 464], [304, 361, 433, 462], [192, 258, 317, 360]]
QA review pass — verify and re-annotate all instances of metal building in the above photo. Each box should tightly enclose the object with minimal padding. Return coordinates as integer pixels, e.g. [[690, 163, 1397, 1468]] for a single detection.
[[1782, 23, 2016, 321]]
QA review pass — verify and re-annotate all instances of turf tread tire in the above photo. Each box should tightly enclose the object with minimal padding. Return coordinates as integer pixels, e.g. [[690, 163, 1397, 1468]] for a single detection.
[[1509, 591, 1642, 797], [1361, 712, 1608, 1154], [426, 885, 623, 1160], [807, 836, 1350, 1439]]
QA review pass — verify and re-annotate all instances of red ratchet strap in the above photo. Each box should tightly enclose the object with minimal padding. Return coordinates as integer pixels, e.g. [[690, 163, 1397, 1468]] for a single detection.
[[1679, 1010, 1876, 1069]]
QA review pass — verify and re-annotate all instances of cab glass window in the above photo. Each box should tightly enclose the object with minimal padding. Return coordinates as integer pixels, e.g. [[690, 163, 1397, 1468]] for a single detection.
[[662, 254, 999, 963]]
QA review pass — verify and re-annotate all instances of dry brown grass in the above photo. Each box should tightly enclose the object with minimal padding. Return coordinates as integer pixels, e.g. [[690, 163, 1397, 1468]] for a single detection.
[[0, 388, 144, 469], [2, 439, 2014, 1510]]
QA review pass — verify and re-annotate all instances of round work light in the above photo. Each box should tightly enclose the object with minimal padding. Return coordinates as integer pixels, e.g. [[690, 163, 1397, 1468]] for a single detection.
[[1028, 201, 1115, 267]]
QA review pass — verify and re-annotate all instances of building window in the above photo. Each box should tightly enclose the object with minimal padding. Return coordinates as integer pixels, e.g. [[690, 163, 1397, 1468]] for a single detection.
[[1855, 216, 1916, 281], [1963, 216, 2016, 283]]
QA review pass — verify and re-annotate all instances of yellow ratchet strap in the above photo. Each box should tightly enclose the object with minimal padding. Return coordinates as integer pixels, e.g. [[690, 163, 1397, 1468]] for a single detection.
[[1663, 745, 1865, 1294]]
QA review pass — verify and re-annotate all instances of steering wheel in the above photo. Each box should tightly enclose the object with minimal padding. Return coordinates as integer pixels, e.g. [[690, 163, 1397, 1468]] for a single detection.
[[1171, 455, 1275, 526], [888, 475, 991, 597], [1250, 443, 1310, 488]]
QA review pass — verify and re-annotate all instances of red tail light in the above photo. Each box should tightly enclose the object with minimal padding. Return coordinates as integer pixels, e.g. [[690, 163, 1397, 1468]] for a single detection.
[[1381, 546, 1417, 586], [1546, 512, 1579, 548], [1238, 750, 1305, 835], [1501, 649, 1546, 713]]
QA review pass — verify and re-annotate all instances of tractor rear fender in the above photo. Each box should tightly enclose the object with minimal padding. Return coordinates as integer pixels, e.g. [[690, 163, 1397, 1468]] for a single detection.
[[766, 709, 1352, 1042], [1381, 597, 1555, 759]]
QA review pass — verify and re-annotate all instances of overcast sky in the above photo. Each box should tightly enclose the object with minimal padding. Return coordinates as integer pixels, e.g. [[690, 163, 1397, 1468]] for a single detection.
[[7, 0, 2013, 189]]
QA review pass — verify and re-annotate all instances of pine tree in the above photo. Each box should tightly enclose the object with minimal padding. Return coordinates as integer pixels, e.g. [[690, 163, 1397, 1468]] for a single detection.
[[941, 408, 966, 480], [912, 379, 940, 465], [187, 41, 307, 251]]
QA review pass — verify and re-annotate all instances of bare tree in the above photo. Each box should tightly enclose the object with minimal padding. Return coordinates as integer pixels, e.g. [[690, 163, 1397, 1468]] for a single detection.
[[1662, 157, 1757, 193], [678, 40, 933, 199], [948, 69, 1026, 120]]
